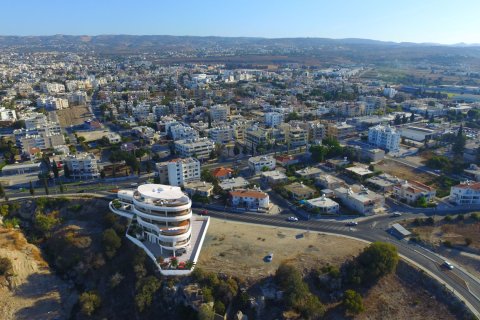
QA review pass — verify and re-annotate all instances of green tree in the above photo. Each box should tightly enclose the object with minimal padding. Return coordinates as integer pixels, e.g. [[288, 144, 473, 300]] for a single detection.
[[103, 228, 121, 258], [343, 290, 365, 315], [233, 145, 240, 156], [214, 300, 225, 315], [59, 180, 64, 193], [63, 164, 71, 178], [51, 160, 59, 179], [79, 291, 101, 316], [452, 124, 466, 156], [410, 112, 415, 122], [356, 242, 399, 283], [0, 183, 4, 198], [43, 178, 49, 195], [34, 212, 60, 235], [198, 304, 215, 320], [135, 276, 161, 312], [29, 181, 35, 196]]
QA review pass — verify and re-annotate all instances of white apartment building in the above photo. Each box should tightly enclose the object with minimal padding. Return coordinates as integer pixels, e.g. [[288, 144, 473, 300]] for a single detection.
[[166, 158, 201, 186], [63, 153, 100, 179], [37, 96, 69, 110], [368, 124, 400, 152], [210, 105, 230, 122], [230, 189, 270, 210], [265, 112, 284, 127], [288, 126, 308, 148], [170, 123, 199, 141], [248, 155, 276, 174], [41, 82, 65, 94], [109, 184, 209, 275], [174, 138, 215, 160], [105, 132, 121, 144], [450, 181, 480, 205], [208, 126, 235, 144]]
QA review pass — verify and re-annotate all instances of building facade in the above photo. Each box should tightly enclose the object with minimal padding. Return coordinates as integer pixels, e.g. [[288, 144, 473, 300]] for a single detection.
[[248, 155, 276, 174], [167, 158, 201, 186], [63, 153, 100, 179], [368, 124, 400, 152], [449, 181, 480, 205]]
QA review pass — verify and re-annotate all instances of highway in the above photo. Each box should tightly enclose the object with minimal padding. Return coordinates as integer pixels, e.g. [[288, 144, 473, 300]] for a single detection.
[[192, 207, 480, 317]]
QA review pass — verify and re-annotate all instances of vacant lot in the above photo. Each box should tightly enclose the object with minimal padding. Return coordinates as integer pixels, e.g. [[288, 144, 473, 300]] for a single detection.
[[56, 105, 92, 127], [0, 228, 74, 320], [356, 273, 455, 320], [374, 159, 434, 185], [406, 217, 480, 278], [198, 218, 367, 282]]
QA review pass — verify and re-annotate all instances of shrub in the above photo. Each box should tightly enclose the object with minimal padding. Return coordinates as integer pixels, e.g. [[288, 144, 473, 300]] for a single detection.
[[214, 300, 225, 315], [198, 304, 215, 320], [353, 242, 399, 284], [0, 257, 13, 276], [443, 215, 453, 223], [470, 212, 480, 221], [34, 211, 61, 235], [103, 228, 121, 258], [3, 217, 20, 229], [135, 276, 160, 312], [79, 291, 101, 316], [443, 240, 453, 248], [465, 238, 473, 246], [343, 289, 365, 315]]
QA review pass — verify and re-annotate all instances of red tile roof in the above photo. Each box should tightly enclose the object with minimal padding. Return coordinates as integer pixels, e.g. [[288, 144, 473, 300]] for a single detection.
[[212, 167, 233, 177], [230, 189, 268, 199]]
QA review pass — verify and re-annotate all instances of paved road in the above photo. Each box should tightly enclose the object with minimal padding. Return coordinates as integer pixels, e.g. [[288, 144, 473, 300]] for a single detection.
[[194, 207, 480, 317], [5, 190, 480, 316]]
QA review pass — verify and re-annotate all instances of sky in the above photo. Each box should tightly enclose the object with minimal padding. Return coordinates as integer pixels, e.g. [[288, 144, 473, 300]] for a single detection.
[[1, 0, 480, 44]]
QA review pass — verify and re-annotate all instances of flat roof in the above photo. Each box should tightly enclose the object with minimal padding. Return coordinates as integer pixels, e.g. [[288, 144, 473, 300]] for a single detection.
[[138, 183, 185, 200], [391, 223, 411, 236], [1, 162, 41, 171]]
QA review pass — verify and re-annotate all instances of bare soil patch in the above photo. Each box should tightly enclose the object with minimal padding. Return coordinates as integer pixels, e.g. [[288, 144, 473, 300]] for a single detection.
[[0, 227, 74, 320], [56, 105, 92, 127], [197, 218, 366, 283]]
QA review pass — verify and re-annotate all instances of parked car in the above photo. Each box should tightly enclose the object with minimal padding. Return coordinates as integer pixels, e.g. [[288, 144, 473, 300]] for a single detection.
[[443, 260, 454, 270], [287, 216, 299, 222], [265, 253, 273, 262], [346, 221, 358, 226], [392, 212, 402, 217]]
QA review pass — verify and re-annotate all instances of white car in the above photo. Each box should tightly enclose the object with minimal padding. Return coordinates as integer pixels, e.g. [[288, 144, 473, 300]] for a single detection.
[[443, 261, 454, 270], [265, 253, 273, 262], [346, 221, 358, 226], [287, 216, 299, 222], [392, 212, 402, 217]]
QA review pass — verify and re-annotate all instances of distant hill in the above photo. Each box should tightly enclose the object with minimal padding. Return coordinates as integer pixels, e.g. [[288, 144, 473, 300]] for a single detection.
[[1, 35, 480, 66]]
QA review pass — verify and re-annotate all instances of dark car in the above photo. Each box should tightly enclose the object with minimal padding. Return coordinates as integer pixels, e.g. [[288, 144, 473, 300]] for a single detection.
[[175, 248, 187, 256]]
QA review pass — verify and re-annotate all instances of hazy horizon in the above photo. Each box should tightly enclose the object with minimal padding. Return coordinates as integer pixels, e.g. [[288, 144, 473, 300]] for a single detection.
[[2, 0, 480, 45]]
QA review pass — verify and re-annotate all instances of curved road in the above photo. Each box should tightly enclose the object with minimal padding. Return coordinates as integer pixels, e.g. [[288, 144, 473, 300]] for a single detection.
[[193, 207, 480, 317], [5, 192, 480, 317]]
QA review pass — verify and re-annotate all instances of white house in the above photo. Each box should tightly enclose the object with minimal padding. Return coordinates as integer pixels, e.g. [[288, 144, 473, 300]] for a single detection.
[[230, 189, 270, 210], [306, 195, 340, 214], [248, 155, 276, 174], [449, 181, 480, 205]]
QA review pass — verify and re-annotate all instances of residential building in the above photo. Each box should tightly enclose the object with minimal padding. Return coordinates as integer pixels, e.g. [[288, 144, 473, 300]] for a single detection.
[[334, 186, 384, 215], [287, 126, 308, 149], [284, 182, 317, 200], [295, 167, 323, 179], [210, 105, 230, 122], [265, 112, 284, 127], [449, 181, 480, 205], [275, 154, 299, 167], [184, 181, 214, 198], [166, 158, 201, 186], [208, 126, 234, 144], [154, 162, 170, 185], [315, 174, 346, 190], [219, 177, 250, 191], [366, 173, 402, 192], [368, 125, 400, 152], [393, 180, 436, 204], [230, 189, 270, 210], [306, 195, 340, 214], [63, 153, 100, 179], [211, 167, 234, 181], [248, 155, 275, 174], [174, 138, 215, 160], [105, 132, 121, 144], [261, 170, 288, 185], [109, 184, 208, 275], [0, 107, 17, 125], [1, 162, 43, 176], [326, 122, 355, 139], [170, 123, 199, 141]]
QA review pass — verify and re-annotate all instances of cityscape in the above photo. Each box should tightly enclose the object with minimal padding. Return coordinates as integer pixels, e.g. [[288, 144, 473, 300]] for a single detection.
[[1, 1, 480, 320]]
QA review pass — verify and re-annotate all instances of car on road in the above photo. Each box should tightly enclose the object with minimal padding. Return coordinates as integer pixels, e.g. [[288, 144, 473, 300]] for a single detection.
[[130, 183, 138, 187], [199, 209, 209, 216], [265, 253, 273, 262], [392, 212, 402, 217], [443, 260, 454, 270], [346, 221, 358, 226], [287, 216, 299, 222]]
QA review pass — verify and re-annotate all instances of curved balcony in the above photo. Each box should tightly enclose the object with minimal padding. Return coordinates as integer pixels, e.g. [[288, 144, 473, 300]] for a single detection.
[[136, 215, 192, 242], [109, 201, 134, 219], [133, 196, 191, 213], [133, 206, 192, 223]]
